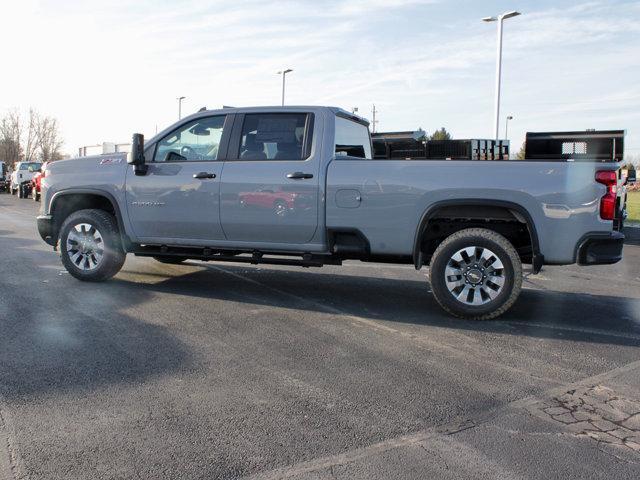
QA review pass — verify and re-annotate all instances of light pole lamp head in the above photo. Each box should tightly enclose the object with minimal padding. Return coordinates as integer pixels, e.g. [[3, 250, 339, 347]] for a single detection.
[[177, 96, 186, 101], [277, 69, 293, 75], [483, 11, 520, 22], [507, 115, 513, 120], [502, 11, 521, 19]]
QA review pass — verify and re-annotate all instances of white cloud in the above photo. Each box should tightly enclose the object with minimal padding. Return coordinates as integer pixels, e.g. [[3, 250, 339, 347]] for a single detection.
[[0, 0, 638, 156]]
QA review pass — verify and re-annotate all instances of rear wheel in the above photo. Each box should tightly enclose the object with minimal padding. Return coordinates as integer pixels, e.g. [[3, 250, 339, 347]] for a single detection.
[[429, 228, 522, 320], [59, 209, 126, 282], [33, 190, 40, 202]]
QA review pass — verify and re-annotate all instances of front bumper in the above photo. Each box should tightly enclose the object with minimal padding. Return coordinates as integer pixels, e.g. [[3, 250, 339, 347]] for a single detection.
[[37, 214, 56, 246], [577, 231, 624, 265]]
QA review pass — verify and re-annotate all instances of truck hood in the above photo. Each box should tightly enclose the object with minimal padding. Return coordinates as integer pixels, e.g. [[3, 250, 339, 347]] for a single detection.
[[47, 153, 128, 175]]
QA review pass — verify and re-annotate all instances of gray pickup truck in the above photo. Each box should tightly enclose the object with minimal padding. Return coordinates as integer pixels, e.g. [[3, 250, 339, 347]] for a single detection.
[[36, 106, 627, 320]]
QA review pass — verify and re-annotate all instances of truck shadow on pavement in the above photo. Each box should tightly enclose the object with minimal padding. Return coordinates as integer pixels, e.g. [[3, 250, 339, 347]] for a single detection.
[[115, 264, 640, 349], [0, 270, 192, 400]]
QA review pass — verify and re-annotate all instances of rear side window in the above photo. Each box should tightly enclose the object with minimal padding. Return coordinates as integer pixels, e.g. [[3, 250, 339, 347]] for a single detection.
[[335, 117, 372, 159], [238, 113, 310, 160]]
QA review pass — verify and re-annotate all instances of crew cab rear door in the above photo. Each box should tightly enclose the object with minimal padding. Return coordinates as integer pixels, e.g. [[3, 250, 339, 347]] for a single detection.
[[219, 112, 319, 244], [125, 114, 230, 242]]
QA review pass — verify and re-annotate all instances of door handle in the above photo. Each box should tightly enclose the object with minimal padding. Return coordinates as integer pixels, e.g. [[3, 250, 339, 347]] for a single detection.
[[286, 172, 314, 180], [193, 172, 216, 179]]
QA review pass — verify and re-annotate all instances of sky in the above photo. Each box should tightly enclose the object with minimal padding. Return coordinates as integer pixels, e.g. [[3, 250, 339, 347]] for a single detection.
[[1, 0, 639, 159]]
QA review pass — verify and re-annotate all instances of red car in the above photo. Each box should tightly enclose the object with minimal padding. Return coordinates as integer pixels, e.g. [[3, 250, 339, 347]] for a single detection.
[[30, 162, 48, 202], [238, 187, 313, 216]]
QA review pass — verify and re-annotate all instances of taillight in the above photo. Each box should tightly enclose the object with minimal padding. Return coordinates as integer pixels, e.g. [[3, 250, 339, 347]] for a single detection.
[[595, 170, 617, 221]]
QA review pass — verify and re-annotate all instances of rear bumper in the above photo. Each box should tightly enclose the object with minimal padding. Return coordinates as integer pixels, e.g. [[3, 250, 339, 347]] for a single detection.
[[37, 214, 56, 246], [577, 231, 624, 265]]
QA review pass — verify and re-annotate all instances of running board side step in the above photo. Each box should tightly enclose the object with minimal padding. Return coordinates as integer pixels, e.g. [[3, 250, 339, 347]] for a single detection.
[[133, 245, 342, 268]]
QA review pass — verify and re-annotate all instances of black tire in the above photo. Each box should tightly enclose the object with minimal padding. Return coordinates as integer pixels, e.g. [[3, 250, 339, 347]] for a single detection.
[[18, 185, 24, 198], [429, 228, 522, 320], [153, 256, 189, 265], [59, 209, 126, 282], [33, 190, 40, 202], [11, 186, 16, 195]]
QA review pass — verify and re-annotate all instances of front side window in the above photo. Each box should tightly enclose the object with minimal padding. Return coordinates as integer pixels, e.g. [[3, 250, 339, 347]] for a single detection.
[[238, 113, 309, 160], [154, 116, 226, 162], [334, 117, 372, 159]]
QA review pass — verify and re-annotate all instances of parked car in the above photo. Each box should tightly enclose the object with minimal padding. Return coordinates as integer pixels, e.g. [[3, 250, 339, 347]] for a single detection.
[[36, 106, 628, 320], [30, 162, 49, 201], [9, 161, 42, 198], [0, 161, 8, 192]]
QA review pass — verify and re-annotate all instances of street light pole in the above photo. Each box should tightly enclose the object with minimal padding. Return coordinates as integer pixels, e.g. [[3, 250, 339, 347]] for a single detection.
[[505, 115, 513, 140], [483, 11, 521, 141], [177, 96, 186, 120], [277, 69, 293, 106]]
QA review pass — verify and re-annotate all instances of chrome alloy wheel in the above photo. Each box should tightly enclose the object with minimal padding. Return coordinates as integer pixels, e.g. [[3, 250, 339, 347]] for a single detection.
[[66, 223, 105, 271], [444, 246, 505, 306]]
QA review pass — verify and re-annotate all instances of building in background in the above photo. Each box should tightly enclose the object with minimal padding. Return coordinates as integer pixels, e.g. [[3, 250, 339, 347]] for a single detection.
[[77, 142, 131, 157]]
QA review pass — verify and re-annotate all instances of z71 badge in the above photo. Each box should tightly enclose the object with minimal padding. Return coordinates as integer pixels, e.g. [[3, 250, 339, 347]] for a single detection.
[[99, 157, 123, 165]]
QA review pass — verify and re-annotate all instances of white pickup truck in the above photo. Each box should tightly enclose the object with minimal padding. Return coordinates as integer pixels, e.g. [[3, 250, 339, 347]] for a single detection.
[[10, 161, 42, 198]]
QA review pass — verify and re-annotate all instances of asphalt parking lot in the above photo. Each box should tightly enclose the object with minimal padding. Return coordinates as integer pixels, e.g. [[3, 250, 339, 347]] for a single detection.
[[1, 193, 640, 480]]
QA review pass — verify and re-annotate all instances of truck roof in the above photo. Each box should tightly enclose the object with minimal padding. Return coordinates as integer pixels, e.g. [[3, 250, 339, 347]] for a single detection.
[[182, 105, 368, 125], [147, 106, 370, 145]]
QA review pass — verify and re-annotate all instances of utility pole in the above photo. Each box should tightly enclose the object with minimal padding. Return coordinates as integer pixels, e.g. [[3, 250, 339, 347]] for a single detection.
[[482, 11, 521, 141], [371, 104, 379, 133], [177, 96, 186, 120]]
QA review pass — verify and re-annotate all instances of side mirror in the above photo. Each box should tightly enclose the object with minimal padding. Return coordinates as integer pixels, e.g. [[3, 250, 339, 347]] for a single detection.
[[128, 133, 145, 165], [128, 133, 148, 175]]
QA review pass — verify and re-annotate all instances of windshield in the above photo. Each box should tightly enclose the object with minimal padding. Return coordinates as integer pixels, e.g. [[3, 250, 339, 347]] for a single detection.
[[19, 162, 42, 171]]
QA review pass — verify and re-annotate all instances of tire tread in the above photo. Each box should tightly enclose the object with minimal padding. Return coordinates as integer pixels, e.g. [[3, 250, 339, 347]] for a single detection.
[[430, 228, 522, 320]]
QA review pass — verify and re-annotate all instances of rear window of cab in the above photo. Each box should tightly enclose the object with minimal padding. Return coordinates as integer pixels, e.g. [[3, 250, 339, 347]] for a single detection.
[[334, 117, 372, 159]]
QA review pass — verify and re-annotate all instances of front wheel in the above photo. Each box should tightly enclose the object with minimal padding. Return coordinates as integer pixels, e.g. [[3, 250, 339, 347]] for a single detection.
[[429, 228, 522, 320], [59, 209, 126, 282]]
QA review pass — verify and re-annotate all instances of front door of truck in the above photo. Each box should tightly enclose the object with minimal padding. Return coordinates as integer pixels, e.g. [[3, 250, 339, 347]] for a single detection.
[[125, 115, 229, 242], [219, 112, 319, 244]]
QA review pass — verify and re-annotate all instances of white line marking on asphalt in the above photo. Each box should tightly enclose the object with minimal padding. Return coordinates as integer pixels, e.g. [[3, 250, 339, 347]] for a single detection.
[[507, 321, 640, 342], [245, 359, 640, 479], [207, 264, 566, 386]]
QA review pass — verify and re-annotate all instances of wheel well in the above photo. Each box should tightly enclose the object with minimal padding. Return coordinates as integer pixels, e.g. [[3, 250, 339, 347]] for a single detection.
[[416, 204, 538, 267], [50, 193, 121, 242]]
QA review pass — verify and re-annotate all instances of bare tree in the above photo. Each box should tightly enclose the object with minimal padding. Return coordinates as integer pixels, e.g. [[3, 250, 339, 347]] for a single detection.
[[24, 108, 40, 162], [36, 115, 63, 163], [0, 110, 23, 169]]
